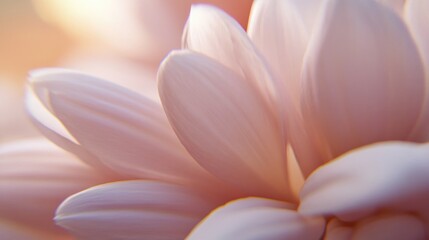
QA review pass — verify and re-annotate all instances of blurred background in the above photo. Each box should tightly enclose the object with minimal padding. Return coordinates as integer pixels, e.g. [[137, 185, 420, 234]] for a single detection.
[[0, 0, 252, 143]]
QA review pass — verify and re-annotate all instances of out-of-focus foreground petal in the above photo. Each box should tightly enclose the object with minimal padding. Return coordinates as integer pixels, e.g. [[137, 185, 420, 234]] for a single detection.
[[0, 138, 110, 235], [159, 50, 290, 201], [56, 180, 223, 240], [300, 142, 429, 226], [187, 197, 325, 240], [301, 0, 425, 163], [248, 0, 324, 177], [29, 69, 224, 192], [183, 5, 277, 111]]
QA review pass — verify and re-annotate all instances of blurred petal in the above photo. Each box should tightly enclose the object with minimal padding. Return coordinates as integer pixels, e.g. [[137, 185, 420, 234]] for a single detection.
[[405, 0, 429, 141], [299, 142, 429, 224], [30, 69, 221, 191], [188, 197, 325, 240], [56, 180, 222, 240], [248, 0, 324, 176], [183, 5, 277, 110], [0, 219, 54, 240], [159, 51, 290, 200], [377, 0, 406, 14], [0, 138, 109, 234], [301, 0, 425, 162], [352, 213, 426, 240]]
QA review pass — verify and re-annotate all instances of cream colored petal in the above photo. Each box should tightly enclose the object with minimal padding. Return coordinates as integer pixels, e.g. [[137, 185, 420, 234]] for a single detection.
[[55, 180, 222, 240], [183, 5, 277, 111], [299, 142, 429, 225], [187, 197, 325, 240], [301, 0, 425, 162], [31, 69, 223, 191], [0, 138, 109, 234], [159, 50, 290, 200], [405, 0, 429, 141]]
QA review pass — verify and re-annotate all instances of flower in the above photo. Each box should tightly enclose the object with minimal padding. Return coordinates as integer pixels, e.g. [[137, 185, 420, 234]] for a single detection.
[[26, 0, 429, 239]]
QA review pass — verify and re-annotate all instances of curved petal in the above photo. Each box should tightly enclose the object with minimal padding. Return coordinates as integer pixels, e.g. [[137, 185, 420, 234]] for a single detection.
[[324, 219, 353, 240], [405, 0, 429, 141], [183, 5, 277, 111], [299, 142, 429, 225], [187, 197, 325, 240], [30, 68, 223, 191], [247, 0, 324, 177], [55, 180, 222, 240], [158, 50, 290, 200], [301, 0, 425, 163], [0, 138, 110, 234], [25, 86, 115, 175]]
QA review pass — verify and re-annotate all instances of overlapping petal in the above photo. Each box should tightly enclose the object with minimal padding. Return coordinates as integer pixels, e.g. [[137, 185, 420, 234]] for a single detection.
[[55, 180, 223, 240], [30, 69, 223, 191], [0, 138, 109, 234], [158, 50, 290, 200], [187, 197, 325, 240], [248, 0, 324, 177], [183, 5, 277, 111], [300, 142, 429, 225], [301, 0, 425, 163]]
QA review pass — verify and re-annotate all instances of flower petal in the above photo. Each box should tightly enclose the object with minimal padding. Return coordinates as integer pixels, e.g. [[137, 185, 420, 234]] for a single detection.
[[248, 0, 324, 177], [405, 0, 429, 141], [301, 0, 425, 162], [299, 142, 429, 224], [183, 5, 277, 111], [187, 197, 325, 240], [30, 69, 222, 191], [0, 219, 61, 240], [25, 85, 114, 175], [159, 50, 290, 200], [55, 180, 222, 240], [0, 138, 109, 234]]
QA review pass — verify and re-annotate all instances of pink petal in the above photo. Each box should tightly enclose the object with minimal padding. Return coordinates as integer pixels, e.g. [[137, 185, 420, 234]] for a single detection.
[[377, 0, 406, 14], [248, 0, 325, 177], [183, 5, 277, 111], [159, 50, 290, 200], [299, 142, 429, 224], [31, 69, 223, 191], [25, 85, 114, 175], [0, 138, 110, 234], [301, 0, 425, 163], [55, 180, 222, 240], [405, 0, 429, 141], [187, 197, 325, 240], [352, 213, 426, 240]]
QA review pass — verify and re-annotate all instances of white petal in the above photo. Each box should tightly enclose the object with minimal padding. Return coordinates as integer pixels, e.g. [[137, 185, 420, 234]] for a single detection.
[[188, 197, 325, 240], [31, 68, 221, 190], [299, 142, 429, 224], [183, 5, 277, 111], [0, 138, 109, 234], [56, 180, 222, 240], [301, 0, 425, 162], [159, 50, 290, 200]]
